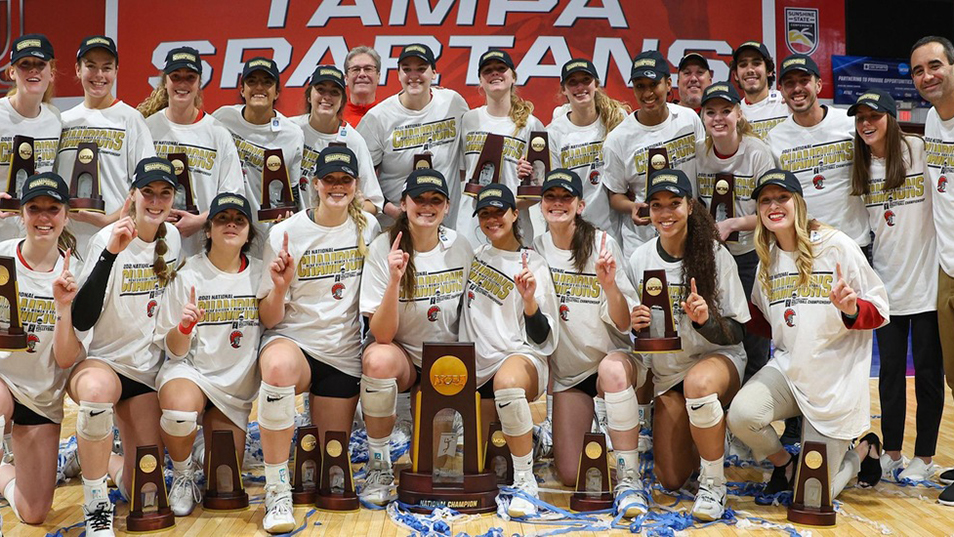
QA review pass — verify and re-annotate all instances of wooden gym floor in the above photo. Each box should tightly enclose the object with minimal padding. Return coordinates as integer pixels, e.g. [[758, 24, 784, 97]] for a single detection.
[[2, 378, 952, 536]]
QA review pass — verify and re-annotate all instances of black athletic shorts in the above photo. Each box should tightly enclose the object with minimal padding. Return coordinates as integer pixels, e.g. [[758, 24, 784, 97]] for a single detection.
[[13, 400, 55, 426], [477, 375, 496, 400], [564, 372, 599, 398], [303, 350, 361, 398], [119, 373, 155, 402]]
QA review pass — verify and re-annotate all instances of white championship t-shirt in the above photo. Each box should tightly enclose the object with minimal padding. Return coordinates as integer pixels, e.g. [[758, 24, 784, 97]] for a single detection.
[[360, 227, 473, 366], [752, 227, 889, 440], [740, 90, 790, 140], [923, 107, 954, 277]]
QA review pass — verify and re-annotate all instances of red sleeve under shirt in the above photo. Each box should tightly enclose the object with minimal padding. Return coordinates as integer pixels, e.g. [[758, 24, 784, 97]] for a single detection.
[[743, 298, 883, 339]]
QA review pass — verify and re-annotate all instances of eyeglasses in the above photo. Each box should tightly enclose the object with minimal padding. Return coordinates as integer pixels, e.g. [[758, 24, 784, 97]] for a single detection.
[[347, 65, 377, 75]]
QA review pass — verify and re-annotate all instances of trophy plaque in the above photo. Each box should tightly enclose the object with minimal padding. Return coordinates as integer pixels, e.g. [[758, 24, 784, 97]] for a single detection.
[[570, 433, 613, 511], [484, 421, 513, 485], [397, 342, 497, 513], [69, 142, 106, 212], [291, 425, 321, 505], [1, 135, 35, 211], [633, 269, 681, 353], [788, 441, 836, 526], [639, 147, 671, 218], [258, 149, 298, 222], [168, 152, 199, 215], [0, 256, 27, 351], [710, 173, 738, 242], [518, 131, 549, 199], [316, 430, 359, 511], [464, 134, 505, 196], [126, 444, 175, 532], [203, 430, 249, 511]]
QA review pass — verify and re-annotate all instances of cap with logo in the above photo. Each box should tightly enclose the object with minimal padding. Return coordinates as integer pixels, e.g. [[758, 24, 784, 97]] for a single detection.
[[561, 58, 598, 83], [11, 34, 54, 63], [645, 169, 693, 201], [678, 52, 711, 72], [732, 41, 772, 62], [478, 49, 514, 73], [473, 184, 516, 216], [398, 43, 436, 68], [541, 169, 583, 198], [209, 192, 253, 220], [630, 50, 670, 82], [309, 65, 345, 90], [403, 169, 449, 198], [77, 35, 117, 63], [315, 146, 358, 178], [164, 46, 202, 75], [242, 57, 280, 84], [847, 88, 897, 118], [779, 53, 820, 79], [700, 81, 742, 107], [133, 157, 178, 190], [20, 172, 69, 204], [752, 168, 804, 199]]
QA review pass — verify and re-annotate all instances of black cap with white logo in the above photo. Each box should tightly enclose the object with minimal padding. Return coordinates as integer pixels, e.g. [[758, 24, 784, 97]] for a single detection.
[[779, 53, 820, 79], [847, 88, 898, 118], [403, 169, 449, 198], [541, 169, 583, 198], [309, 65, 345, 90], [630, 50, 670, 82], [21, 172, 69, 204], [473, 184, 516, 216], [399, 43, 436, 68], [133, 157, 178, 190], [242, 57, 280, 84], [733, 41, 772, 62], [478, 49, 514, 73], [700, 81, 742, 106], [561, 58, 598, 83], [11, 34, 54, 63], [645, 169, 693, 201]]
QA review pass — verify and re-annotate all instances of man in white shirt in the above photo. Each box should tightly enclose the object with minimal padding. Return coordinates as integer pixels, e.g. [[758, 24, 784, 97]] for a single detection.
[[676, 53, 712, 111], [731, 41, 790, 139]]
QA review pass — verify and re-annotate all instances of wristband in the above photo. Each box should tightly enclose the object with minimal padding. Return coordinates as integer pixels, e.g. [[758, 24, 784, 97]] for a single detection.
[[178, 321, 196, 335]]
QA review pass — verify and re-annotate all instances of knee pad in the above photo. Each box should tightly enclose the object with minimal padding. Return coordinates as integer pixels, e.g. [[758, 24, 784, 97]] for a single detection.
[[360, 375, 398, 418], [604, 387, 640, 432], [77, 401, 114, 442], [686, 393, 724, 430], [160, 409, 198, 438], [494, 387, 532, 437], [257, 382, 296, 431]]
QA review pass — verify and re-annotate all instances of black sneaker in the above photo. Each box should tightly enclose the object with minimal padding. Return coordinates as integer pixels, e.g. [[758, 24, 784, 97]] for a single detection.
[[780, 416, 802, 446], [940, 482, 954, 507], [940, 468, 954, 486], [755, 456, 795, 505]]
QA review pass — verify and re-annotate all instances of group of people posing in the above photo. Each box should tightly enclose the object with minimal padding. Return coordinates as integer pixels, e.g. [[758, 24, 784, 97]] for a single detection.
[[0, 29, 952, 537]]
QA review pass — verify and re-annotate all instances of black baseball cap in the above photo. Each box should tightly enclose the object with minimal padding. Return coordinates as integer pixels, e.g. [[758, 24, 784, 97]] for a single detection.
[[208, 192, 253, 221], [541, 169, 583, 198], [21, 172, 69, 204], [402, 169, 449, 198], [314, 146, 358, 178], [561, 59, 598, 83], [133, 157, 178, 190], [646, 169, 693, 201], [630, 50, 670, 82], [847, 89, 898, 118], [678, 52, 711, 72], [164, 46, 201, 75], [310, 65, 345, 90], [242, 57, 280, 84], [478, 49, 514, 73], [11, 34, 54, 63], [752, 168, 803, 199], [398, 44, 436, 68], [473, 184, 516, 216], [77, 35, 117, 63], [700, 81, 742, 106], [779, 54, 820, 79], [733, 41, 772, 62]]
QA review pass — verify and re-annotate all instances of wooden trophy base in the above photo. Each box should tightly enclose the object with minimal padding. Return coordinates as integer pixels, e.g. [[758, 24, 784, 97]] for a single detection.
[[70, 197, 106, 212], [258, 206, 298, 223], [126, 510, 175, 533], [0, 198, 20, 211], [316, 491, 360, 512], [292, 490, 317, 506], [463, 181, 483, 197], [397, 470, 498, 514], [788, 505, 837, 526], [725, 231, 739, 243], [633, 337, 681, 353], [0, 330, 28, 352], [569, 493, 613, 512], [637, 206, 650, 219], [516, 185, 542, 199], [203, 492, 249, 512]]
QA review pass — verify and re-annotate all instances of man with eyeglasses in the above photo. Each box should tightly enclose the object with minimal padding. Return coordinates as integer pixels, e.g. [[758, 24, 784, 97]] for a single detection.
[[344, 46, 383, 126]]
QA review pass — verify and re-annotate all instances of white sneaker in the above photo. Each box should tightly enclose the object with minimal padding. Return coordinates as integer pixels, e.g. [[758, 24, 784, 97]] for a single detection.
[[534, 417, 554, 459], [168, 469, 202, 516], [360, 462, 395, 505], [507, 472, 539, 517], [83, 500, 115, 537], [614, 470, 649, 518], [637, 428, 653, 454], [899, 458, 939, 482], [691, 477, 727, 521], [880, 453, 908, 481], [393, 418, 414, 449], [263, 485, 296, 534], [725, 433, 752, 464]]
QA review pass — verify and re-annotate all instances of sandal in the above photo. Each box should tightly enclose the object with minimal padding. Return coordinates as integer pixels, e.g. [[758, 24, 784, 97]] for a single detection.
[[857, 432, 882, 488]]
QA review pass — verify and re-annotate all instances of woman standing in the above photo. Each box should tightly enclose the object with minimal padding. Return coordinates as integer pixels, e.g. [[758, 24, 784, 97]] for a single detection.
[[255, 146, 379, 533], [66, 157, 181, 536], [849, 90, 943, 482], [627, 169, 750, 521], [138, 47, 243, 257]]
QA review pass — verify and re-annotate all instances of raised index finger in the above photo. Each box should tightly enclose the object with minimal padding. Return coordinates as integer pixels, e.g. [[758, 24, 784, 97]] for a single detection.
[[600, 232, 607, 253], [522, 249, 529, 270], [190, 285, 196, 304], [282, 231, 289, 254], [391, 231, 403, 252], [690, 277, 698, 296], [121, 195, 134, 216], [62, 248, 71, 273], [836, 262, 843, 282]]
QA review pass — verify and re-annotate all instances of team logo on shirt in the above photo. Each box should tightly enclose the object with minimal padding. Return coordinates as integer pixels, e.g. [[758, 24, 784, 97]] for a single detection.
[[784, 308, 797, 327], [812, 175, 825, 189], [230, 330, 243, 348], [427, 305, 440, 322], [26, 333, 39, 353], [146, 299, 158, 318], [467, 290, 475, 307], [559, 303, 570, 321], [939, 176, 948, 193], [332, 282, 346, 300], [884, 209, 896, 227]]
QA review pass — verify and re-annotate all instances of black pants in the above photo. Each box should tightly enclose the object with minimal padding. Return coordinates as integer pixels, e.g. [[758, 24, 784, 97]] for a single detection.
[[876, 311, 945, 456], [734, 250, 771, 382]]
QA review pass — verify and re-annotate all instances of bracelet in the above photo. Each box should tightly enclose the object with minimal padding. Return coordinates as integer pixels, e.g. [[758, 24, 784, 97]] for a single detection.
[[178, 321, 196, 335]]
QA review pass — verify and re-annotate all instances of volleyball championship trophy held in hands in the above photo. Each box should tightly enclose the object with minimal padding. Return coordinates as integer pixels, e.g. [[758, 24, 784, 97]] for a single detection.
[[570, 432, 613, 511], [1, 135, 34, 211], [633, 269, 681, 353], [168, 152, 199, 215], [518, 131, 549, 199], [788, 441, 836, 526], [126, 445, 175, 532], [258, 149, 297, 222], [638, 147, 670, 219], [464, 134, 505, 196], [316, 430, 359, 511], [69, 142, 106, 212], [710, 173, 738, 242], [291, 425, 321, 505], [397, 342, 497, 513], [0, 256, 27, 351], [203, 430, 249, 511]]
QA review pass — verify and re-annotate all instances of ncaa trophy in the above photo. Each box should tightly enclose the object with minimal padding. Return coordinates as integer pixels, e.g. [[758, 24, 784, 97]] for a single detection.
[[633, 269, 681, 352], [291, 425, 321, 505], [69, 143, 106, 212], [0, 257, 27, 351], [464, 134, 505, 196], [316, 430, 359, 511], [1, 135, 34, 210], [710, 173, 738, 242], [203, 430, 249, 511], [126, 445, 175, 532], [167, 152, 200, 215], [258, 149, 298, 222], [638, 147, 670, 218], [518, 131, 549, 199], [788, 441, 836, 526], [570, 432, 613, 511]]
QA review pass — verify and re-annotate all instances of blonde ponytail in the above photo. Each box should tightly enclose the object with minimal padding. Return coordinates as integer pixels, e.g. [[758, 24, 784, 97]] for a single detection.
[[347, 198, 369, 257], [593, 89, 631, 137], [508, 85, 534, 135], [129, 198, 176, 286]]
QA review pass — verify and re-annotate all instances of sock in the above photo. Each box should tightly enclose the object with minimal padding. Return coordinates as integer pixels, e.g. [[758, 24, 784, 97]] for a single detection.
[[2, 433, 11, 457], [616, 449, 640, 478], [83, 475, 109, 506], [638, 404, 651, 431], [546, 394, 553, 422], [264, 461, 290, 487], [700, 455, 725, 486], [172, 457, 193, 474], [368, 435, 391, 468], [513, 451, 533, 476]]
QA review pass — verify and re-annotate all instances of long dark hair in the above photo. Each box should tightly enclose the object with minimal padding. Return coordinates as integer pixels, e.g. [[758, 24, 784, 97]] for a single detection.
[[850, 114, 917, 195], [569, 214, 596, 273], [680, 199, 728, 334]]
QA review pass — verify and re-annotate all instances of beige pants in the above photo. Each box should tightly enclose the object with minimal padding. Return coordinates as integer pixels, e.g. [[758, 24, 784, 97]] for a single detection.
[[938, 267, 954, 395]]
